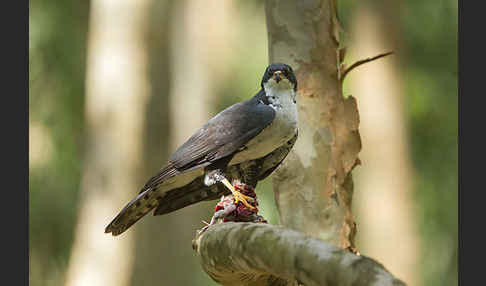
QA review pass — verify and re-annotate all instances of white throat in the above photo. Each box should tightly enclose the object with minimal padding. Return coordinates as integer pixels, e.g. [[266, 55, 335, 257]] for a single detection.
[[262, 78, 296, 107], [264, 85, 296, 110]]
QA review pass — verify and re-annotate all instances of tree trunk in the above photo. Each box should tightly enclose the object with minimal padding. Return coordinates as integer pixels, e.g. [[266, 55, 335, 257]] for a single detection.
[[64, 0, 151, 285], [266, 0, 360, 250], [130, 0, 175, 285]]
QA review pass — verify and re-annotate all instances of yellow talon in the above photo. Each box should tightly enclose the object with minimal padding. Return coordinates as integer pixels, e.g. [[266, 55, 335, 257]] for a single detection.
[[233, 190, 256, 209], [221, 178, 255, 209]]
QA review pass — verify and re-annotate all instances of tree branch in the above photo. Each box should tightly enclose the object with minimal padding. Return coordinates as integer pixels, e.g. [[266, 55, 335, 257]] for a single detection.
[[340, 51, 394, 83], [193, 222, 406, 286]]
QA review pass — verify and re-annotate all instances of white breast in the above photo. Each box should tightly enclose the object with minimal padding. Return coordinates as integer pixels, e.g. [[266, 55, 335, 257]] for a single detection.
[[229, 88, 298, 165]]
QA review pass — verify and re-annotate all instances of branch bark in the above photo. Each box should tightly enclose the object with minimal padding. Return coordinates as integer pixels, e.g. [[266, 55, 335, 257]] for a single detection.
[[193, 223, 406, 286]]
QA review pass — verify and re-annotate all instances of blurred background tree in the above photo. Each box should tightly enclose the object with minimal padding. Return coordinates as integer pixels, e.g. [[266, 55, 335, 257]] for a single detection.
[[345, 1, 419, 285], [29, 0, 89, 284], [29, 0, 457, 286]]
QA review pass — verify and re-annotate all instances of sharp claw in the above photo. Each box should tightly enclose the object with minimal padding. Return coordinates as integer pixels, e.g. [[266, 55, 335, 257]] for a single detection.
[[220, 178, 256, 209], [234, 193, 255, 210]]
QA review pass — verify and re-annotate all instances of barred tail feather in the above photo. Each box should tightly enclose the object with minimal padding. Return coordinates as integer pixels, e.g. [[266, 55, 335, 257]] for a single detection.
[[153, 176, 227, 216], [104, 187, 164, 236]]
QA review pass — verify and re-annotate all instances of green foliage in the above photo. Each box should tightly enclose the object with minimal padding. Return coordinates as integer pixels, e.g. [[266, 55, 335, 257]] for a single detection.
[[29, 0, 89, 285], [402, 2, 457, 286], [404, 10, 458, 286]]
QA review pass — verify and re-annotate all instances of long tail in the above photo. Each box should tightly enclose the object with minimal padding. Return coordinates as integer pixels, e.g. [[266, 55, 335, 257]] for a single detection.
[[104, 187, 162, 236], [104, 177, 227, 236], [153, 178, 226, 216]]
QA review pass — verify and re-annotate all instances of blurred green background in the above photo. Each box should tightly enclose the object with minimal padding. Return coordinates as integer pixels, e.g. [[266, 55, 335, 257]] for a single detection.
[[29, 0, 457, 286]]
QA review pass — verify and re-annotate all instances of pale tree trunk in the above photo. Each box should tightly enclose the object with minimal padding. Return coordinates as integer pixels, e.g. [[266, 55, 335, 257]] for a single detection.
[[168, 0, 213, 149], [169, 0, 238, 143], [347, 3, 420, 286], [266, 0, 360, 250], [193, 1, 405, 285], [130, 0, 173, 284], [64, 1, 151, 286], [169, 0, 239, 170]]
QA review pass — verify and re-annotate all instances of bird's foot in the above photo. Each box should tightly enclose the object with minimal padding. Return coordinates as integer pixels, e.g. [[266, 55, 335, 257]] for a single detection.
[[221, 178, 255, 210], [230, 183, 265, 222], [232, 189, 256, 210], [196, 183, 266, 236]]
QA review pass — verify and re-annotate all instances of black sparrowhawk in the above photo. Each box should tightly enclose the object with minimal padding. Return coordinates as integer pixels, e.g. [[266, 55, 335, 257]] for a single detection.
[[105, 63, 298, 236]]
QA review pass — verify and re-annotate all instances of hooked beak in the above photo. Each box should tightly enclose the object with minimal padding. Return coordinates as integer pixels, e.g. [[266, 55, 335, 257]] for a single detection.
[[273, 71, 283, 83]]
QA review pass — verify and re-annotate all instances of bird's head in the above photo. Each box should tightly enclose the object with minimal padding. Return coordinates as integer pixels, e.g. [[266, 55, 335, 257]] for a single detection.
[[261, 63, 297, 92]]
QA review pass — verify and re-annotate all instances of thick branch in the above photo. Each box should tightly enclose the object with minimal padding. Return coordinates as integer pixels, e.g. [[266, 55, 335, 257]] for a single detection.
[[193, 223, 406, 286]]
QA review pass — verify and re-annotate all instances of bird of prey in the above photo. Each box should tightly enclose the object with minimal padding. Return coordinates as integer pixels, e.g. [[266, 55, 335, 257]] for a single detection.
[[105, 63, 299, 236]]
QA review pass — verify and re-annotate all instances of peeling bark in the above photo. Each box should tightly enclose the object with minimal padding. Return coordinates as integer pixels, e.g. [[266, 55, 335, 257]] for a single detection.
[[265, 0, 361, 249], [193, 223, 406, 286]]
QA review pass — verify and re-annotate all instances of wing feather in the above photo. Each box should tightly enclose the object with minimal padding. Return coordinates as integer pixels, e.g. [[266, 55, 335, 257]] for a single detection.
[[142, 91, 274, 192], [169, 92, 275, 170]]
